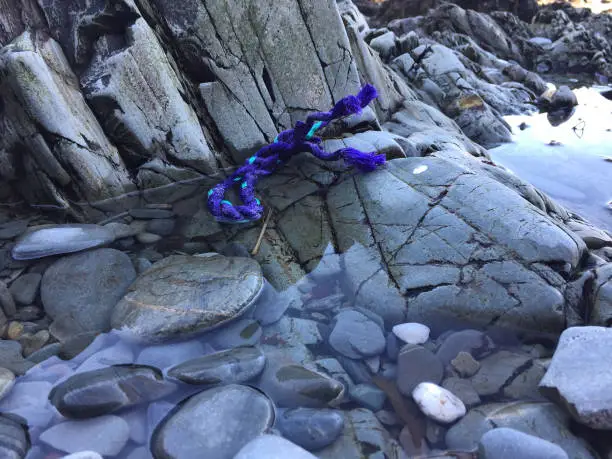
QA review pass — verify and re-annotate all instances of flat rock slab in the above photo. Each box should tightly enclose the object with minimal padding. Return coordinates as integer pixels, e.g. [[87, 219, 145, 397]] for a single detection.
[[539, 326, 612, 429], [41, 248, 136, 336], [12, 224, 115, 260], [151, 385, 275, 459], [328, 309, 386, 359], [111, 254, 263, 342]]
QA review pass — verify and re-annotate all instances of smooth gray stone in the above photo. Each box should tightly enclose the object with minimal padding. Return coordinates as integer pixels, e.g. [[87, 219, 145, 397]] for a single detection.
[[349, 384, 386, 411], [328, 310, 386, 359], [0, 368, 15, 402], [209, 318, 262, 349], [112, 254, 263, 342], [39, 415, 129, 455], [276, 408, 344, 451], [234, 434, 317, 458], [145, 218, 176, 236], [442, 377, 481, 408], [0, 340, 34, 376], [12, 225, 115, 260], [151, 385, 274, 459], [539, 326, 612, 429], [41, 248, 136, 335], [0, 413, 29, 459], [478, 427, 569, 459], [436, 330, 495, 366], [0, 221, 28, 240], [396, 344, 443, 396], [49, 364, 175, 419], [168, 346, 266, 385], [8, 273, 42, 305]]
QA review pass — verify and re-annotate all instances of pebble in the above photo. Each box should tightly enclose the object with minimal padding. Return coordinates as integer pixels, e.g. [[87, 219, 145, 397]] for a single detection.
[[392, 322, 430, 344], [436, 329, 494, 365], [168, 346, 266, 385], [276, 408, 344, 451], [0, 281, 17, 316], [259, 363, 344, 408], [13, 305, 44, 321], [349, 383, 386, 411], [134, 257, 153, 274], [49, 365, 175, 418], [11, 224, 115, 260], [145, 218, 176, 236], [61, 452, 104, 459], [209, 318, 262, 349], [111, 254, 263, 342], [8, 273, 42, 305], [0, 340, 34, 375], [396, 344, 443, 396], [104, 222, 138, 239], [39, 415, 130, 455], [451, 351, 481, 377], [41, 248, 136, 335], [151, 385, 274, 459], [412, 382, 466, 424], [478, 427, 569, 459], [0, 220, 28, 240], [27, 342, 62, 363], [234, 434, 318, 458], [136, 232, 162, 244], [252, 282, 295, 325], [0, 413, 29, 459], [328, 309, 386, 359], [442, 377, 481, 408], [19, 329, 50, 356], [7, 321, 24, 340], [376, 409, 400, 427], [0, 367, 15, 401], [303, 293, 344, 312]]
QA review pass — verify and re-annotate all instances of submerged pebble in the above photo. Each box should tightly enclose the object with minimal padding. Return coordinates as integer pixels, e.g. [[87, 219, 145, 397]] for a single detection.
[[392, 323, 430, 344], [412, 382, 467, 424], [276, 408, 344, 451]]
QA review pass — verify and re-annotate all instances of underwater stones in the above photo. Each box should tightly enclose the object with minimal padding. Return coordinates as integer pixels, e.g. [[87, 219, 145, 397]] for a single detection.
[[0, 340, 34, 376], [328, 310, 386, 359], [396, 344, 443, 396], [167, 346, 266, 385], [41, 248, 136, 335], [276, 408, 344, 451], [0, 413, 29, 459], [0, 368, 15, 401], [539, 326, 612, 430], [436, 329, 495, 366], [39, 415, 130, 456], [392, 322, 430, 344], [209, 318, 262, 349], [11, 225, 115, 260], [49, 365, 175, 419], [234, 434, 318, 458], [259, 363, 344, 408], [412, 382, 467, 424], [111, 254, 263, 342], [8, 273, 41, 305], [470, 351, 531, 396], [478, 427, 569, 459], [135, 340, 205, 371], [151, 385, 275, 459]]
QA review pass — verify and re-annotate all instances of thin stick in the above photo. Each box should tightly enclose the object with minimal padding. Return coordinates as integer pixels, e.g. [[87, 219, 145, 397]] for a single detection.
[[251, 209, 273, 256]]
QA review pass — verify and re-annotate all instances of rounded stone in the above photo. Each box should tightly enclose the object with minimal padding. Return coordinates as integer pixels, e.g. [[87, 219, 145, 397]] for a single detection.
[[136, 232, 162, 244], [39, 415, 130, 455], [61, 452, 104, 459], [478, 427, 569, 459], [111, 254, 263, 342], [392, 322, 430, 344], [151, 384, 275, 459], [41, 248, 136, 335], [49, 364, 175, 418], [0, 367, 15, 401], [8, 273, 42, 305], [328, 310, 386, 359], [168, 346, 266, 385], [436, 329, 495, 366], [276, 408, 344, 451], [0, 413, 29, 459], [12, 224, 115, 260], [412, 382, 466, 424], [396, 344, 443, 396], [234, 434, 318, 458]]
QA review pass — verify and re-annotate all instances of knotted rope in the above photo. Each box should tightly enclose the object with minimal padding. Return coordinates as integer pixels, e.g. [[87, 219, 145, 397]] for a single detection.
[[207, 84, 385, 223]]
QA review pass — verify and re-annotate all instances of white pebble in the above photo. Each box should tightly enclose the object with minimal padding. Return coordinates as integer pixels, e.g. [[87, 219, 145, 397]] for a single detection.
[[61, 452, 104, 459], [392, 323, 430, 344], [412, 382, 466, 424]]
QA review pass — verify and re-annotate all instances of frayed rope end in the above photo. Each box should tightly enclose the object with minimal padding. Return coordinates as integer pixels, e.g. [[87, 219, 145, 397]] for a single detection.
[[341, 147, 386, 172]]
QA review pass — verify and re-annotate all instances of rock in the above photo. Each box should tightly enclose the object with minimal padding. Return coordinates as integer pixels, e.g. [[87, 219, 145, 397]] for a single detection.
[[0, 367, 15, 401], [442, 377, 481, 408], [445, 402, 595, 458], [11, 225, 115, 260], [40, 415, 130, 456], [396, 344, 443, 396], [349, 384, 387, 411], [259, 363, 344, 409], [19, 329, 50, 357], [589, 263, 612, 326], [8, 273, 41, 305], [412, 382, 466, 424], [129, 209, 174, 220], [392, 322, 430, 344], [234, 434, 317, 459], [134, 257, 153, 275], [13, 306, 44, 322], [0, 281, 17, 317], [136, 232, 162, 244], [503, 360, 547, 400], [550, 86, 579, 111], [471, 351, 531, 396], [252, 282, 296, 325], [145, 218, 176, 236], [0, 414, 29, 459], [112, 254, 263, 342], [451, 351, 481, 378], [539, 326, 612, 429], [61, 452, 104, 459], [136, 340, 205, 370], [328, 309, 386, 359], [167, 346, 266, 385], [276, 408, 344, 451], [41, 248, 136, 336], [151, 385, 274, 459], [0, 220, 28, 240], [49, 365, 175, 418], [0, 340, 34, 375], [478, 427, 569, 459], [436, 330, 495, 366], [27, 342, 62, 364], [369, 31, 397, 61], [209, 318, 262, 349]]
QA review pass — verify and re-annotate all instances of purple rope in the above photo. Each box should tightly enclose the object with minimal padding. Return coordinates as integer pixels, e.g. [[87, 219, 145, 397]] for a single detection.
[[207, 84, 385, 223]]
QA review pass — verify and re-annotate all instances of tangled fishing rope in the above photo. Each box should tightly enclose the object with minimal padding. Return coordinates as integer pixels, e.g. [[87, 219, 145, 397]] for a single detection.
[[207, 84, 385, 223]]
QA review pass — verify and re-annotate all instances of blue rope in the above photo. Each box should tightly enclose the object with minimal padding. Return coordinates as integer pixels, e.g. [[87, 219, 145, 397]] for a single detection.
[[207, 84, 385, 223]]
